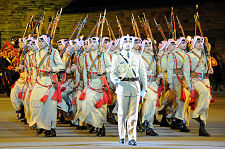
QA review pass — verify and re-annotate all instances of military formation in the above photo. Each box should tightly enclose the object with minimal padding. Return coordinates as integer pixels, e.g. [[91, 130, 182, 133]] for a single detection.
[[3, 6, 217, 146]]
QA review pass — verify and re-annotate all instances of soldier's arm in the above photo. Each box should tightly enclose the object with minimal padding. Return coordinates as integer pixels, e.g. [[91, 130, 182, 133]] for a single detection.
[[183, 54, 191, 89], [167, 53, 174, 84], [51, 49, 65, 73], [110, 55, 119, 85], [83, 55, 88, 88], [103, 53, 111, 73], [138, 55, 147, 91]]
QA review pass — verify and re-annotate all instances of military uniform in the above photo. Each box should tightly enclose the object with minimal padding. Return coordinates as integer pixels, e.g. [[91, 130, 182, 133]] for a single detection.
[[110, 36, 147, 145]]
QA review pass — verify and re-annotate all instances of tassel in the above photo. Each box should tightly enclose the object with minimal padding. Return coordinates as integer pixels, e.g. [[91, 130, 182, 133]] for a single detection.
[[191, 103, 195, 110], [71, 97, 77, 105], [189, 89, 196, 106], [40, 95, 48, 103], [95, 99, 104, 109], [61, 87, 66, 91], [156, 99, 160, 107], [18, 91, 22, 99], [180, 87, 186, 102], [79, 89, 87, 100], [210, 98, 215, 104], [28, 89, 32, 100]]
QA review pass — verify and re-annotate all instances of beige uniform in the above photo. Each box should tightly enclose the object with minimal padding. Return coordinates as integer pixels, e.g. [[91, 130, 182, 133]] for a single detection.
[[81, 50, 111, 128], [183, 48, 211, 124], [110, 50, 147, 141], [141, 52, 158, 129], [167, 48, 190, 123], [29, 47, 64, 130]]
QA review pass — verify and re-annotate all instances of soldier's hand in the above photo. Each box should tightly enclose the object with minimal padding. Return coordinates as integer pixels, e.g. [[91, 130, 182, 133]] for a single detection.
[[66, 68, 71, 74], [187, 87, 192, 92], [46, 67, 52, 73], [15, 67, 20, 72], [19, 64, 24, 70], [208, 67, 214, 74], [169, 83, 174, 90], [98, 69, 106, 75], [157, 73, 163, 78], [71, 64, 76, 71]]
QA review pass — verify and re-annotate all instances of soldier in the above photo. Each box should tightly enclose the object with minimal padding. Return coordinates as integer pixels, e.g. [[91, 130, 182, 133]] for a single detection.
[[131, 37, 142, 55], [29, 34, 64, 137], [81, 36, 111, 136], [183, 36, 213, 136], [141, 39, 159, 136], [110, 35, 147, 146], [10, 38, 27, 121], [167, 37, 190, 132]]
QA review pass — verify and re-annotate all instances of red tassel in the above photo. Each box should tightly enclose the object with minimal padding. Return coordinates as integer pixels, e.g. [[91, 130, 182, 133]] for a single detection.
[[95, 99, 104, 109], [40, 95, 48, 103], [180, 88, 186, 102], [11, 83, 16, 90], [103, 88, 111, 105], [189, 89, 196, 106], [22, 92, 26, 101], [18, 91, 22, 99], [71, 97, 77, 105], [191, 104, 195, 110], [79, 90, 86, 100], [210, 98, 215, 104], [28, 89, 32, 100], [156, 99, 160, 107], [61, 87, 66, 91]]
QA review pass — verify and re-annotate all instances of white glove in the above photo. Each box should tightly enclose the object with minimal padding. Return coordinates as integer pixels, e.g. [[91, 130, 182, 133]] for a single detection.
[[114, 79, 120, 86], [140, 90, 147, 98]]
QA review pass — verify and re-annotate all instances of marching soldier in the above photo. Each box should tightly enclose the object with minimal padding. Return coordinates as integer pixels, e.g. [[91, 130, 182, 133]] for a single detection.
[[81, 36, 111, 136], [167, 37, 190, 132], [141, 39, 159, 136], [183, 35, 213, 136], [110, 35, 147, 146], [29, 34, 64, 137]]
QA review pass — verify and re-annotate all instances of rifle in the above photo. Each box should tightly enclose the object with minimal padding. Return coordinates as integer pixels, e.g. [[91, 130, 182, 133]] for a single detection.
[[46, 16, 54, 35], [30, 14, 45, 37], [60, 16, 87, 57], [107, 19, 116, 40], [69, 16, 83, 40], [143, 13, 154, 41], [194, 4, 204, 37], [131, 15, 137, 37], [88, 17, 101, 39], [99, 9, 106, 50], [164, 15, 175, 40], [23, 15, 33, 38], [49, 8, 63, 54], [153, 17, 167, 41], [76, 15, 88, 39], [138, 15, 150, 38], [116, 16, 124, 37], [176, 15, 186, 37], [96, 13, 102, 37], [132, 14, 141, 38], [38, 11, 45, 36], [105, 18, 112, 39]]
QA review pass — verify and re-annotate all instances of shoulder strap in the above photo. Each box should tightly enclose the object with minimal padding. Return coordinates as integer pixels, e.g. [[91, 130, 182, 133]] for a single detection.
[[119, 53, 136, 77], [142, 55, 154, 71], [192, 51, 206, 71]]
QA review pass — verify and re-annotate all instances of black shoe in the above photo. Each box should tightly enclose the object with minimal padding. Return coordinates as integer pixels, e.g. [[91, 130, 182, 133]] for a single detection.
[[128, 139, 136, 146], [180, 123, 190, 132], [170, 120, 181, 129], [36, 128, 45, 135], [146, 128, 159, 136], [45, 129, 56, 137], [119, 138, 125, 144], [199, 122, 210, 137], [89, 126, 96, 134], [153, 115, 160, 125], [30, 124, 36, 130], [137, 122, 143, 132], [160, 116, 170, 127], [96, 126, 105, 136]]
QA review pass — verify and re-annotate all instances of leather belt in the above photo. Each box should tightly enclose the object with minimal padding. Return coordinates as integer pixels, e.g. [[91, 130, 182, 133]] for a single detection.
[[173, 68, 183, 75], [119, 77, 139, 81], [191, 72, 208, 79]]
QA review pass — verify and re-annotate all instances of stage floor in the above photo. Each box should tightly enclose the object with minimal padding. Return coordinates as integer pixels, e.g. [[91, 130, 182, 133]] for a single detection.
[[0, 92, 225, 149]]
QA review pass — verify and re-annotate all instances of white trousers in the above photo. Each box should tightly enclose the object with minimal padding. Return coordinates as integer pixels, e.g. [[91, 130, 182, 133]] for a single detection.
[[117, 95, 139, 141]]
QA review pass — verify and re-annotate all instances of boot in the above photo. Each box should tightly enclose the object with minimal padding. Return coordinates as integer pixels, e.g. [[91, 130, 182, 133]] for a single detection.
[[153, 115, 160, 125], [36, 128, 45, 135], [170, 119, 181, 129], [137, 121, 143, 132], [160, 115, 170, 127], [199, 121, 210, 137], [45, 129, 56, 137], [96, 125, 105, 136], [180, 122, 190, 132], [89, 126, 97, 134], [146, 128, 159, 136]]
